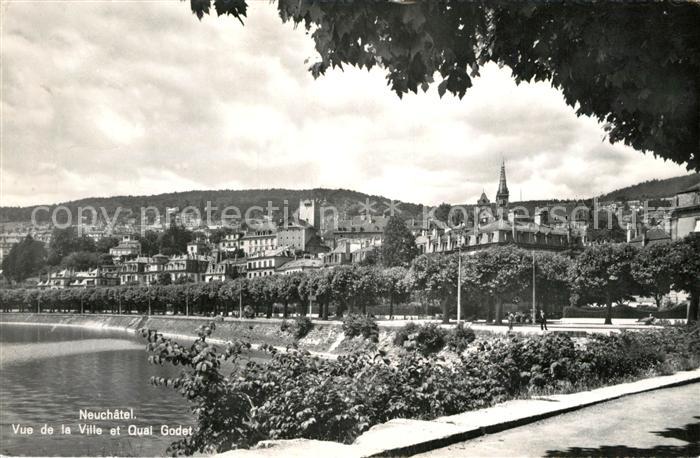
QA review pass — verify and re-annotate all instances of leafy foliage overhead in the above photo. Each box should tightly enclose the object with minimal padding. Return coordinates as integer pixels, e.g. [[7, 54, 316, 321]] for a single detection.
[[191, 0, 700, 170]]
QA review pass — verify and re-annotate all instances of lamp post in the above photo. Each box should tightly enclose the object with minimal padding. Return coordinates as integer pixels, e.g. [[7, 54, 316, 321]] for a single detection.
[[531, 249, 536, 324], [457, 243, 462, 325]]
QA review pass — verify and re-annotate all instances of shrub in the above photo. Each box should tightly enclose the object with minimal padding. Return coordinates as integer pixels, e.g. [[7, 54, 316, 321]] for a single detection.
[[292, 316, 314, 339], [563, 304, 687, 319], [393, 322, 419, 347], [279, 320, 291, 333], [342, 314, 379, 342], [447, 323, 476, 353], [394, 323, 449, 356], [242, 305, 255, 318], [142, 323, 700, 455], [280, 316, 314, 339]]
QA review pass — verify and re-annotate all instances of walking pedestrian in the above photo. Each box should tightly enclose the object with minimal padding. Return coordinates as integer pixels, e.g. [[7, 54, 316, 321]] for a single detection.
[[539, 309, 548, 331], [507, 312, 514, 331]]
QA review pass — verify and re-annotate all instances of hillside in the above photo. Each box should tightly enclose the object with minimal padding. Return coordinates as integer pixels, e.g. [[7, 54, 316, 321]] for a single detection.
[[0, 188, 425, 224], [2, 173, 698, 225], [597, 173, 700, 202]]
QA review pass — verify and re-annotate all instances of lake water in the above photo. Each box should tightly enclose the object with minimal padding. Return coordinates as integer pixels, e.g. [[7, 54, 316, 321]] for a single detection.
[[0, 323, 197, 457]]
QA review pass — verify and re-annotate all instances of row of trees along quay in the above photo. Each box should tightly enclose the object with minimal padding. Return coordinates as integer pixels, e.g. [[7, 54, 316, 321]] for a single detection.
[[1, 233, 698, 324]]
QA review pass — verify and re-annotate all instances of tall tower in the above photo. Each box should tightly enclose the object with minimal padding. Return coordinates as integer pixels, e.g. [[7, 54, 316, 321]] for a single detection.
[[476, 190, 493, 225], [298, 199, 320, 229], [496, 160, 509, 213]]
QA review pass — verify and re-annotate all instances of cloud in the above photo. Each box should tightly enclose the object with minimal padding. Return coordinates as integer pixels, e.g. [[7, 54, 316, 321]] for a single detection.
[[0, 1, 689, 208]]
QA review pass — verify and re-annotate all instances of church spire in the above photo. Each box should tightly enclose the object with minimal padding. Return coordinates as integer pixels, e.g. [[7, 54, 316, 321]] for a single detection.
[[496, 159, 509, 211]]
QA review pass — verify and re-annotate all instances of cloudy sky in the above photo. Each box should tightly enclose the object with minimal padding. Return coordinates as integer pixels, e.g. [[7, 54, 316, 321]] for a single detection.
[[0, 1, 691, 208]]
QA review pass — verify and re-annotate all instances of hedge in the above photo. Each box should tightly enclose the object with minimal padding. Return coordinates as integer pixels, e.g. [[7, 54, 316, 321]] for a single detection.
[[562, 304, 688, 319], [143, 323, 700, 455]]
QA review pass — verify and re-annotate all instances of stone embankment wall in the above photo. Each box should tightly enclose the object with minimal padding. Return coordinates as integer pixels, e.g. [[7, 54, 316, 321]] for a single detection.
[[0, 313, 348, 354]]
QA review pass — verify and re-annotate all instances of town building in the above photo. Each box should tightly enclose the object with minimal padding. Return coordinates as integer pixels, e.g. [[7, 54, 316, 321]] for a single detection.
[[276, 258, 324, 275], [246, 248, 294, 278], [142, 254, 170, 285], [186, 240, 208, 256], [627, 225, 672, 248], [298, 199, 321, 229], [670, 182, 700, 240], [109, 235, 142, 259], [37, 267, 119, 289], [276, 222, 315, 252], [332, 215, 389, 242], [415, 162, 580, 255], [240, 228, 277, 257], [351, 244, 382, 264], [203, 258, 246, 282], [220, 232, 244, 253], [323, 239, 361, 266], [118, 256, 152, 285], [163, 255, 211, 283]]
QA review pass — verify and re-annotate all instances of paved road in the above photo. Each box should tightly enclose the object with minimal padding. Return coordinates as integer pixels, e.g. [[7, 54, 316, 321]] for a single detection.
[[417, 383, 700, 457]]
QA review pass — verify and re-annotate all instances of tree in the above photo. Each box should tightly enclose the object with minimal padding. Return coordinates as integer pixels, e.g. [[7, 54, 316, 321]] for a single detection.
[[98, 253, 114, 266], [434, 203, 452, 224], [208, 227, 238, 245], [382, 216, 418, 267], [531, 251, 573, 315], [1, 235, 47, 283], [95, 236, 120, 253], [61, 251, 103, 271], [329, 266, 355, 316], [666, 233, 700, 324], [138, 231, 160, 256], [352, 266, 383, 315], [357, 247, 380, 266], [631, 243, 675, 308], [406, 253, 456, 323], [278, 272, 304, 318], [381, 266, 409, 319], [587, 211, 627, 244], [569, 244, 640, 324], [158, 225, 194, 256], [174, 276, 194, 285], [466, 246, 531, 324], [155, 273, 172, 286], [305, 269, 333, 320], [47, 227, 96, 265], [190, 1, 700, 170]]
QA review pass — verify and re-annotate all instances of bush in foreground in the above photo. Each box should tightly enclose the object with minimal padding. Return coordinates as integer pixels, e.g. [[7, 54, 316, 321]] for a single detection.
[[342, 314, 379, 341], [394, 322, 446, 355], [281, 316, 314, 339], [141, 323, 700, 455], [446, 323, 476, 353], [394, 322, 476, 355]]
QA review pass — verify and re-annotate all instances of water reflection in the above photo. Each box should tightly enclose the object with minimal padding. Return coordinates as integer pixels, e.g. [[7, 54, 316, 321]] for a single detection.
[[0, 324, 194, 457]]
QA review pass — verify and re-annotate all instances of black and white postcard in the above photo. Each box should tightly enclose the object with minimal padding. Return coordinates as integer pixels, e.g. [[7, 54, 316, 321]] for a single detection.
[[1, 1, 699, 457]]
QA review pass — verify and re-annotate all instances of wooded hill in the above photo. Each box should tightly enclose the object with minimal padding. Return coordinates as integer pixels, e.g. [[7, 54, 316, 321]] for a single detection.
[[597, 173, 699, 202], [2, 173, 697, 224], [0, 188, 425, 224]]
